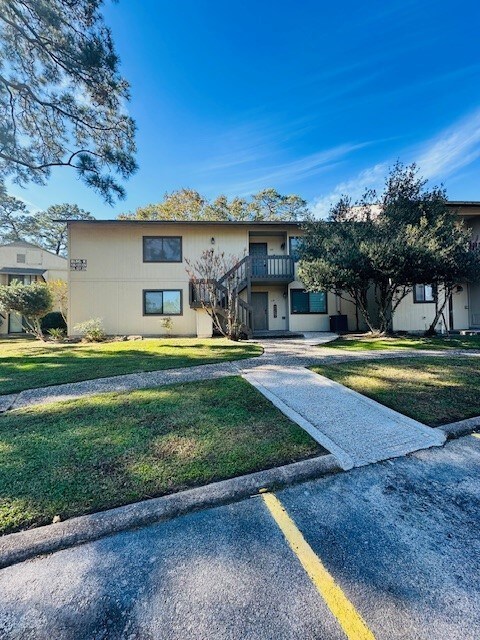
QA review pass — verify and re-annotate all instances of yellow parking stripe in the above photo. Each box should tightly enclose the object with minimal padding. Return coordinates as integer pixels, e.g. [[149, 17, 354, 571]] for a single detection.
[[262, 492, 376, 640]]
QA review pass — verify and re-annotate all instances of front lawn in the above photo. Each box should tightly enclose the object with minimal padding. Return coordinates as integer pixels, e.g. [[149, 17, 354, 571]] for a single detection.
[[312, 357, 480, 426], [0, 337, 262, 395], [0, 376, 323, 535], [324, 334, 480, 352]]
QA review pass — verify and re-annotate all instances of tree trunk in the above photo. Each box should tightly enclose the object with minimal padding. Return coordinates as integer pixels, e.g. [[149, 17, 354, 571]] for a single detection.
[[425, 284, 452, 336]]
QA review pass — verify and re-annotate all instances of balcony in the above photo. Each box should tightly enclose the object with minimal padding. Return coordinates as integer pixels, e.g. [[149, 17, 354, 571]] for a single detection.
[[250, 254, 295, 284], [189, 254, 294, 311]]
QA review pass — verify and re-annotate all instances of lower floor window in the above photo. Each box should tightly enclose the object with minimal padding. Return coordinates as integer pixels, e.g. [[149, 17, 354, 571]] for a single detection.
[[290, 289, 327, 314], [413, 284, 435, 303], [143, 289, 182, 315]]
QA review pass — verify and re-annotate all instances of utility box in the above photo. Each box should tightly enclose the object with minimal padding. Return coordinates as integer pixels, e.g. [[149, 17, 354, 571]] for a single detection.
[[329, 314, 348, 333]]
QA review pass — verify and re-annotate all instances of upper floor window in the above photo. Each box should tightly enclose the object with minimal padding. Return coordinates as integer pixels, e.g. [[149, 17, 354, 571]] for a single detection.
[[16, 253, 26, 263], [291, 289, 327, 314], [143, 236, 182, 263], [413, 284, 435, 303], [288, 237, 303, 262]]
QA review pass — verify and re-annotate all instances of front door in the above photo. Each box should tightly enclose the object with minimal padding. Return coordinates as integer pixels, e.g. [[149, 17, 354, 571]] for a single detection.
[[470, 283, 480, 327], [8, 312, 24, 333], [249, 242, 268, 277], [252, 292, 268, 332], [7, 274, 26, 333]]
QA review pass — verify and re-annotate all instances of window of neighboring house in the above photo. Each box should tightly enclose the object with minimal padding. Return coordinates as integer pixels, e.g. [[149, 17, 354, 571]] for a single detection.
[[143, 290, 182, 315], [16, 253, 26, 264], [9, 275, 33, 285], [288, 236, 303, 262], [413, 284, 436, 303], [143, 236, 182, 262], [290, 289, 327, 314]]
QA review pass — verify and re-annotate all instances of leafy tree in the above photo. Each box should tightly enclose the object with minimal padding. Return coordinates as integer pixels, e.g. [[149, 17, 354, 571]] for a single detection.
[[46, 279, 68, 323], [299, 163, 480, 334], [0, 189, 30, 243], [0, 280, 53, 340], [186, 249, 248, 340], [119, 189, 207, 221], [120, 188, 309, 221], [423, 214, 480, 335], [0, 0, 136, 203], [246, 189, 309, 221], [25, 204, 94, 256]]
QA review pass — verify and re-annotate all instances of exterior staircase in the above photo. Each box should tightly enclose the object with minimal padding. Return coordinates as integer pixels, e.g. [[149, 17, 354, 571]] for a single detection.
[[189, 254, 294, 337]]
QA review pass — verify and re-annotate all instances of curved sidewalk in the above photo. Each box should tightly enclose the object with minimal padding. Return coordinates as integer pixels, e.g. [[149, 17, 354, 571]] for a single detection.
[[1, 333, 479, 413]]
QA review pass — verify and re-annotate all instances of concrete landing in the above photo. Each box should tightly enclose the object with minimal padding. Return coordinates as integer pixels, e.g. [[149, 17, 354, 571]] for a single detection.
[[243, 366, 446, 470]]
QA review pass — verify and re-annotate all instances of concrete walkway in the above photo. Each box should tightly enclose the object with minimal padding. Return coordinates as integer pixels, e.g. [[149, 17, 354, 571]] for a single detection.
[[243, 364, 445, 469], [2, 332, 478, 412], [1, 332, 338, 412], [0, 332, 462, 468]]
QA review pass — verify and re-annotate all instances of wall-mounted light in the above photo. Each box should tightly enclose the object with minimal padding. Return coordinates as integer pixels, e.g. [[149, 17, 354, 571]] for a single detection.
[[211, 237, 215, 245], [283, 289, 288, 299], [280, 242, 286, 250]]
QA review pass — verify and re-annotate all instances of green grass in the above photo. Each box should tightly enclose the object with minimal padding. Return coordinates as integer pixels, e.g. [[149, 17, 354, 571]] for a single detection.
[[312, 357, 480, 426], [0, 376, 323, 535], [324, 334, 480, 352], [0, 337, 262, 395]]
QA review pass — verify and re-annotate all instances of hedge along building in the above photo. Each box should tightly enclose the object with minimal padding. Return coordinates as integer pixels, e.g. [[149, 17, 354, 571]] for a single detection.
[[66, 203, 480, 338], [0, 240, 67, 335]]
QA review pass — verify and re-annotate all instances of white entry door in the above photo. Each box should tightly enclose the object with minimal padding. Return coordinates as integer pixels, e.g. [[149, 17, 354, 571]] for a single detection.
[[8, 312, 24, 333]]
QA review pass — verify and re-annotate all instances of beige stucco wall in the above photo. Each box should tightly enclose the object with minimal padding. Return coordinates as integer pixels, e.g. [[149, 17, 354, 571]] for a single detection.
[[69, 223, 285, 336], [392, 285, 471, 333]]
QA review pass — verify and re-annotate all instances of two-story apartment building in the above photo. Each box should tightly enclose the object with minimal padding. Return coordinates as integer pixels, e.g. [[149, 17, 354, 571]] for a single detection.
[[67, 220, 360, 337], [67, 202, 480, 338], [0, 240, 67, 334]]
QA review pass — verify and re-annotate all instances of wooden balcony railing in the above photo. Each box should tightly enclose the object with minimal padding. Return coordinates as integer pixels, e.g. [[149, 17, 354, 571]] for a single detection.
[[250, 255, 294, 280]]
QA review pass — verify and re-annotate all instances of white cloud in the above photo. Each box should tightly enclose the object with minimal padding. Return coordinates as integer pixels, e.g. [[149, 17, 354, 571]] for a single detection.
[[222, 142, 373, 195], [311, 108, 480, 218], [311, 162, 387, 218], [416, 109, 480, 179]]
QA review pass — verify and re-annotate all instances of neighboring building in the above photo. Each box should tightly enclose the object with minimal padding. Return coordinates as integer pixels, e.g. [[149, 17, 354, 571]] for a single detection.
[[67, 203, 480, 338], [0, 240, 67, 335], [392, 202, 480, 333]]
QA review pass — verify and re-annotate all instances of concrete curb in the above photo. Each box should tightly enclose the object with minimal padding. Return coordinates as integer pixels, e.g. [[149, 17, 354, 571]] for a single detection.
[[437, 416, 480, 439], [0, 453, 340, 570]]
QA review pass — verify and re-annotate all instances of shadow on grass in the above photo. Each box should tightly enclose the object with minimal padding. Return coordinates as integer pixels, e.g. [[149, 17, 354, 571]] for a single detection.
[[313, 357, 480, 427], [0, 340, 263, 395], [0, 376, 320, 535]]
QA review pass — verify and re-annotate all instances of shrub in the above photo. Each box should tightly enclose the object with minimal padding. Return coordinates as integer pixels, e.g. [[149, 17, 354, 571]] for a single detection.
[[41, 311, 67, 333], [160, 317, 173, 336], [73, 318, 106, 342], [47, 328, 66, 342], [0, 281, 53, 340]]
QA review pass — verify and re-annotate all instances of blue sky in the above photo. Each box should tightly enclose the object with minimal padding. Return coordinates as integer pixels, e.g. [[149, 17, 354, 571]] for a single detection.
[[10, 0, 480, 218]]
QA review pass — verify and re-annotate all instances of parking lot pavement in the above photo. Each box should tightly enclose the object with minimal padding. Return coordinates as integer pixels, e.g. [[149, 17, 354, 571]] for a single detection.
[[0, 435, 479, 640]]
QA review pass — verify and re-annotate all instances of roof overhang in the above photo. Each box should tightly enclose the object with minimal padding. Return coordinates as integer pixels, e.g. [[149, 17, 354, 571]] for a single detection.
[[62, 219, 303, 227], [0, 267, 47, 276]]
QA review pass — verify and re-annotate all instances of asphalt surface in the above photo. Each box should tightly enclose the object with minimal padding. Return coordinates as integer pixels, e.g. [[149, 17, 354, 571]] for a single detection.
[[0, 435, 479, 640]]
